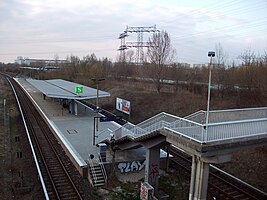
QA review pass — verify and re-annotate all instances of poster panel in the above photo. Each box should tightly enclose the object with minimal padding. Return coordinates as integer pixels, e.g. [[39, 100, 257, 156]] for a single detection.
[[116, 97, 131, 115]]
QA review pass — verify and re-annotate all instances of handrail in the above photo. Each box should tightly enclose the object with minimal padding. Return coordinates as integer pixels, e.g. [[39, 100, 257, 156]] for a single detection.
[[208, 117, 267, 126], [137, 112, 168, 127], [88, 156, 97, 186], [138, 112, 203, 127], [209, 107, 267, 113], [96, 108, 267, 145], [98, 153, 107, 183], [184, 110, 205, 119], [95, 128, 113, 144]]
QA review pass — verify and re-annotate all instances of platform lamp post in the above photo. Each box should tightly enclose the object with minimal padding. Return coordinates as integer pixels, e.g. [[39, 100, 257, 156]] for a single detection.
[[204, 51, 215, 142], [91, 78, 105, 132], [109, 133, 116, 180]]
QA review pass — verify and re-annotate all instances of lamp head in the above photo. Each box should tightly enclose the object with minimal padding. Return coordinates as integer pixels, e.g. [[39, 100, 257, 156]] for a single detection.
[[208, 51, 215, 57]]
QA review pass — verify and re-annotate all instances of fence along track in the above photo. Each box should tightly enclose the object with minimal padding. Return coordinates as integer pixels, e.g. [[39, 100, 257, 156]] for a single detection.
[[9, 77, 83, 200], [169, 146, 267, 200]]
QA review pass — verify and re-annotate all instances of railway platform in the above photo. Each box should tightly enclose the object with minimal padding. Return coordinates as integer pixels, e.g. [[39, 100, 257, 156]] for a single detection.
[[14, 77, 267, 200], [15, 78, 168, 181], [14, 78, 153, 172]]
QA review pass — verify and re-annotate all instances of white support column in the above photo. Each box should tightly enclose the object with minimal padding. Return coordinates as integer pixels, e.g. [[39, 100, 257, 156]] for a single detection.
[[189, 155, 197, 200], [189, 156, 210, 200]]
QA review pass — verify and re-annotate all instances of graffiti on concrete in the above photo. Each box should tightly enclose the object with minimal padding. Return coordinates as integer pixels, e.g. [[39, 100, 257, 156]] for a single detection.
[[118, 160, 146, 173], [149, 164, 159, 184]]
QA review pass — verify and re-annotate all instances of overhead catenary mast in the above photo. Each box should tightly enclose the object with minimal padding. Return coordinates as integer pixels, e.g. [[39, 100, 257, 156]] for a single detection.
[[118, 25, 159, 65]]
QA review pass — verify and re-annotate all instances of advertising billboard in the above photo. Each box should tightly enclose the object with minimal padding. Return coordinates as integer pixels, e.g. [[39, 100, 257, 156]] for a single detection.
[[116, 97, 131, 115]]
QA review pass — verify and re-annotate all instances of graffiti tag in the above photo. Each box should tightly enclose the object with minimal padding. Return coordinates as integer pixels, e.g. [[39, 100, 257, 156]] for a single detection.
[[118, 160, 146, 173], [149, 164, 159, 184]]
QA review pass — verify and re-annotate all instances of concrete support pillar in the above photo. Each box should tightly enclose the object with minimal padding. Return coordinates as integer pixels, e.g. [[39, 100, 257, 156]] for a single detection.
[[189, 156, 210, 200], [69, 99, 74, 114], [189, 155, 197, 200], [69, 99, 78, 115], [166, 145, 170, 173], [74, 101, 78, 115], [145, 147, 160, 196]]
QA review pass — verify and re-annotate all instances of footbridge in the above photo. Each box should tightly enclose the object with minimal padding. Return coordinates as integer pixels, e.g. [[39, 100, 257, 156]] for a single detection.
[[96, 107, 267, 200]]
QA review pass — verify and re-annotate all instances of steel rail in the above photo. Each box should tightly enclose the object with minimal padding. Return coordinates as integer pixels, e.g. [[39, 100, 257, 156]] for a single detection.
[[6, 77, 49, 200], [168, 146, 266, 200], [9, 77, 83, 200]]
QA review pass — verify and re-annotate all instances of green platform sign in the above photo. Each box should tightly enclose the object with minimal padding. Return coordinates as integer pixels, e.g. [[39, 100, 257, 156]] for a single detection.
[[75, 86, 84, 94]]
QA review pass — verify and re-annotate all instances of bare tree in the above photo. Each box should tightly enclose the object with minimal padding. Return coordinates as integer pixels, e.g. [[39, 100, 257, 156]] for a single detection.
[[238, 49, 257, 91], [215, 43, 228, 67], [54, 54, 59, 66], [146, 30, 176, 93], [88, 63, 105, 79], [238, 48, 256, 66], [125, 50, 135, 64], [214, 43, 228, 98]]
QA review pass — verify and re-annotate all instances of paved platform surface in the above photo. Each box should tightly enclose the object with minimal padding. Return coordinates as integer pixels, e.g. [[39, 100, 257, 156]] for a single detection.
[[16, 78, 123, 166], [16, 78, 168, 168]]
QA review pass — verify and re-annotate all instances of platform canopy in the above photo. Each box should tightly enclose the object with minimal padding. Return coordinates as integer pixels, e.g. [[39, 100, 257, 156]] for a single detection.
[[27, 79, 110, 100]]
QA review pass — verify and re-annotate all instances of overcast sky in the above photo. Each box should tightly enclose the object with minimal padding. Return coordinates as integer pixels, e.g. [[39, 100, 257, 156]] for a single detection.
[[0, 0, 266, 64]]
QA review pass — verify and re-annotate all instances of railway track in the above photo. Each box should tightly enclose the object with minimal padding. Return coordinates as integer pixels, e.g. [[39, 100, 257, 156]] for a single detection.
[[169, 146, 267, 200], [7, 77, 92, 200], [79, 100, 127, 125], [4, 73, 266, 200]]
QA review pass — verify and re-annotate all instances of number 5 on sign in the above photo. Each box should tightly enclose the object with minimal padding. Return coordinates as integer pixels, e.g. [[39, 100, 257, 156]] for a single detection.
[[75, 86, 83, 94]]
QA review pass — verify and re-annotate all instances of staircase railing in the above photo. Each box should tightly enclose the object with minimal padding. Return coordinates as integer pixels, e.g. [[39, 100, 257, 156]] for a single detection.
[[96, 108, 267, 145], [88, 155, 97, 186], [95, 128, 113, 145], [184, 110, 206, 124], [98, 153, 107, 184]]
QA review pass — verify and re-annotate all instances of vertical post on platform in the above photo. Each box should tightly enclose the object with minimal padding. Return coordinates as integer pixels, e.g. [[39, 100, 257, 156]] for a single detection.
[[91, 78, 105, 132], [93, 117, 95, 145], [96, 83, 99, 131], [205, 51, 215, 142]]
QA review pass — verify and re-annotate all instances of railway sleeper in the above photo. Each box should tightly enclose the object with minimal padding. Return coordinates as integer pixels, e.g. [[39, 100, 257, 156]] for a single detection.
[[49, 168, 66, 173], [223, 188, 239, 194], [55, 182, 74, 188], [54, 179, 71, 185], [227, 190, 241, 196], [58, 192, 78, 199], [47, 162, 62, 167], [62, 195, 82, 200], [57, 186, 76, 193], [52, 173, 66, 178], [219, 185, 235, 191], [232, 194, 247, 199]]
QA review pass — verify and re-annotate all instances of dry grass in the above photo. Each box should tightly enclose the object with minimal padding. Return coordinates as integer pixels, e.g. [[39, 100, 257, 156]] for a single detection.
[[99, 79, 207, 124]]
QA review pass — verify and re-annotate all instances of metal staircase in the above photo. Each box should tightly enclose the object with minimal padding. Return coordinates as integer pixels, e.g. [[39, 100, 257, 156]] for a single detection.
[[95, 107, 267, 145], [87, 154, 107, 187]]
